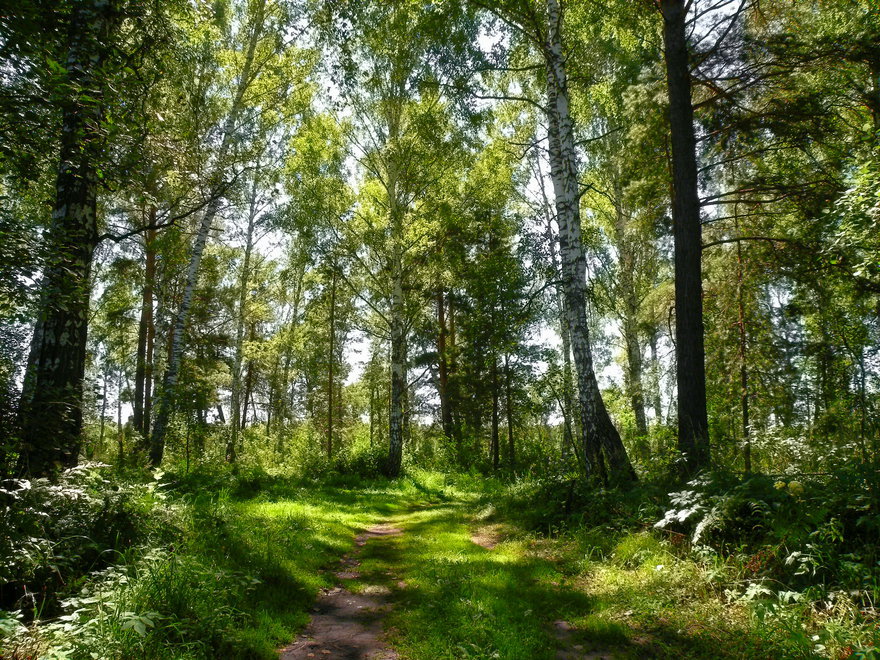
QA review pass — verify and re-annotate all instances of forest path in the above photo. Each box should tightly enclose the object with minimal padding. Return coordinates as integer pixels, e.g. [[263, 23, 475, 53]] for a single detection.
[[279, 523, 404, 659], [278, 500, 623, 659]]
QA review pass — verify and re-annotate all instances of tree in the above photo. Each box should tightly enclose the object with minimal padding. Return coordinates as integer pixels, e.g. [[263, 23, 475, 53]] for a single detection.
[[659, 0, 710, 475], [16, 1, 123, 476], [150, 0, 312, 465]]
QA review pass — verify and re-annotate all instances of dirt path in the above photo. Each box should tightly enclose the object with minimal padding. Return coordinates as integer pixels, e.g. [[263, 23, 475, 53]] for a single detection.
[[279, 524, 403, 660]]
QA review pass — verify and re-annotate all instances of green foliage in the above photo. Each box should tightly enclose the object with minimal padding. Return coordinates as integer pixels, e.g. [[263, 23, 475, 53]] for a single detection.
[[655, 467, 880, 601], [0, 464, 162, 615]]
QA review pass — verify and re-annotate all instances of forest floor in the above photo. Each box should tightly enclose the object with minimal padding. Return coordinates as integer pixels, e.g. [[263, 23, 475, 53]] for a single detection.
[[3, 471, 827, 659], [259, 481, 774, 660]]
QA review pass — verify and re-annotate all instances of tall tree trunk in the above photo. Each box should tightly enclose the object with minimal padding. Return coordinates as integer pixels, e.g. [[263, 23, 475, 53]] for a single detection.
[[133, 218, 156, 441], [385, 100, 406, 478], [661, 0, 710, 475], [544, 0, 635, 483], [437, 289, 454, 441], [491, 357, 500, 471], [149, 0, 267, 467], [327, 268, 336, 460], [117, 368, 124, 465], [649, 329, 663, 426], [504, 353, 515, 468], [98, 363, 109, 453], [623, 316, 648, 438], [142, 228, 156, 438], [150, 201, 217, 466], [540, 167, 578, 464], [17, 0, 118, 477], [736, 229, 751, 473], [614, 200, 648, 439], [388, 269, 406, 477], [228, 165, 261, 463], [369, 377, 376, 447], [242, 352, 254, 431]]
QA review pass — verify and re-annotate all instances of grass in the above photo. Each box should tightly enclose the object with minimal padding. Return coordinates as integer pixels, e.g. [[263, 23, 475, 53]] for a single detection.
[[2, 468, 872, 659], [338, 496, 776, 659]]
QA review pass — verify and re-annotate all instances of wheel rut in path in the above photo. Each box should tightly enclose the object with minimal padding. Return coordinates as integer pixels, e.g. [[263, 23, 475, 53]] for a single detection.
[[279, 523, 403, 660]]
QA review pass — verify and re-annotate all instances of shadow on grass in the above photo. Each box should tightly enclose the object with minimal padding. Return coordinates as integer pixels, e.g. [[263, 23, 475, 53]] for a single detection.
[[353, 504, 775, 660], [180, 481, 431, 658]]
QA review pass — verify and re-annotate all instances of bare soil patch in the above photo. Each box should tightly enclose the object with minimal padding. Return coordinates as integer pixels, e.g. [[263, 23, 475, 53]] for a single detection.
[[552, 620, 617, 660], [470, 523, 504, 549], [279, 524, 402, 660]]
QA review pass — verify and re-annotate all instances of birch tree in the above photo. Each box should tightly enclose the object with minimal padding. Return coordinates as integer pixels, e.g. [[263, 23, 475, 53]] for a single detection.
[[16, 0, 122, 476], [149, 0, 312, 465]]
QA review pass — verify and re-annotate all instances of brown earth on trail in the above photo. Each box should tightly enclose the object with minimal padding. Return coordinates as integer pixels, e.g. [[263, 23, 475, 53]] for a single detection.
[[278, 524, 402, 660], [470, 523, 504, 549]]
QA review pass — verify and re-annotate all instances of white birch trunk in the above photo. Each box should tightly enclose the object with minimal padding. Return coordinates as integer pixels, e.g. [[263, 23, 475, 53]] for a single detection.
[[544, 0, 635, 482], [149, 0, 267, 466]]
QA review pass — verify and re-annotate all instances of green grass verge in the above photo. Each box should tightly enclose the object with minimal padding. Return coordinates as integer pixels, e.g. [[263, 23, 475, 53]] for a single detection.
[[3, 470, 871, 659]]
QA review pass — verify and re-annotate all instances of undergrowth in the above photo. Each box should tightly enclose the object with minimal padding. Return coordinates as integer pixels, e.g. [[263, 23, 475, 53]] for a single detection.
[[0, 463, 445, 659], [478, 465, 880, 659]]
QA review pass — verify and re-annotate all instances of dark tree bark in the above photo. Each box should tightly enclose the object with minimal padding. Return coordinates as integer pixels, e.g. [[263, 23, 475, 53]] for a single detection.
[[17, 0, 119, 477], [133, 219, 156, 440], [660, 0, 710, 474]]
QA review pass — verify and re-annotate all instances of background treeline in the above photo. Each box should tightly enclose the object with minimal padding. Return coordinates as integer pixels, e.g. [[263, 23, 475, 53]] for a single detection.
[[1, 0, 879, 657]]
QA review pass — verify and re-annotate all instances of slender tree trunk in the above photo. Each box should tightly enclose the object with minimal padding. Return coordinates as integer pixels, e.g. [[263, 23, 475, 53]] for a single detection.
[[228, 166, 261, 463], [98, 363, 109, 452], [133, 210, 156, 439], [149, 0, 267, 467], [437, 289, 454, 441], [541, 179, 578, 463], [736, 232, 751, 473], [142, 229, 156, 438], [623, 316, 648, 438], [242, 355, 254, 431], [150, 201, 217, 466], [544, 0, 635, 483], [660, 0, 710, 475], [491, 357, 500, 471], [388, 269, 406, 477], [649, 329, 663, 425], [504, 353, 515, 468], [369, 369, 376, 448], [17, 0, 118, 477], [327, 268, 336, 460], [615, 201, 648, 438], [116, 369, 124, 465], [134, 221, 156, 444], [385, 102, 406, 478]]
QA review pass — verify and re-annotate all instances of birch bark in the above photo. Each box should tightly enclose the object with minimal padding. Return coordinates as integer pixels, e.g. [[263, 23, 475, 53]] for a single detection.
[[18, 0, 119, 476], [544, 0, 635, 483], [149, 0, 267, 466]]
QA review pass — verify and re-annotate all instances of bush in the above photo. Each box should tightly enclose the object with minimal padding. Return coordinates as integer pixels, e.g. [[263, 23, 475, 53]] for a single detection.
[[654, 465, 880, 599], [0, 464, 162, 616]]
